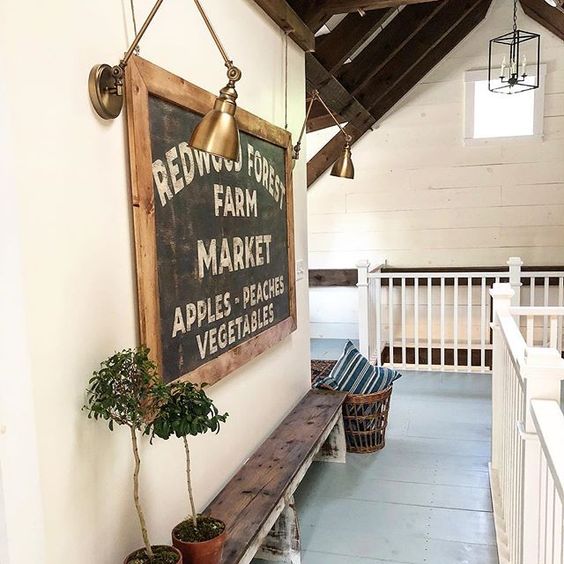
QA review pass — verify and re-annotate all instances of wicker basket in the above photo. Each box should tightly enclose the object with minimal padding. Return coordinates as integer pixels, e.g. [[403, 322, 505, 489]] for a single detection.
[[311, 360, 393, 454]]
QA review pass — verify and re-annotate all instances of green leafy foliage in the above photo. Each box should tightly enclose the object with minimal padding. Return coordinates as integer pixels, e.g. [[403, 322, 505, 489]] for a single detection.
[[83, 346, 165, 432], [151, 381, 228, 441]]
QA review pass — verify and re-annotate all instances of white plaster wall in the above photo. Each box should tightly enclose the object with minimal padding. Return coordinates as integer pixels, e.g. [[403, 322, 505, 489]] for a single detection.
[[308, 0, 564, 269], [308, 0, 564, 339], [0, 1, 309, 563]]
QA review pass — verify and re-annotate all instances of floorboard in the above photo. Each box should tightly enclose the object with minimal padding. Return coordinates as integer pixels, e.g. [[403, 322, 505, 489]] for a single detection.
[[253, 339, 498, 564]]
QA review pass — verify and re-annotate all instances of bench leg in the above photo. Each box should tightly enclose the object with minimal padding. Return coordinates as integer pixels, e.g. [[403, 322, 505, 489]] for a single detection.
[[315, 414, 346, 464], [256, 497, 301, 563]]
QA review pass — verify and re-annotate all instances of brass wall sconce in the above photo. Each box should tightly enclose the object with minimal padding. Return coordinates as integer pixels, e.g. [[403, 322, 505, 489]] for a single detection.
[[88, 0, 242, 160], [293, 90, 355, 180]]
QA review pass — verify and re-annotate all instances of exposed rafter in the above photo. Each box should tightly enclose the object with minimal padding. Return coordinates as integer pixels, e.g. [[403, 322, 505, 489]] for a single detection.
[[251, 0, 315, 51], [336, 1, 447, 95], [287, 0, 332, 33], [520, 0, 564, 41], [318, 0, 440, 12], [315, 9, 394, 73], [306, 54, 375, 131], [369, 0, 493, 121], [357, 0, 488, 112], [307, 113, 346, 133]]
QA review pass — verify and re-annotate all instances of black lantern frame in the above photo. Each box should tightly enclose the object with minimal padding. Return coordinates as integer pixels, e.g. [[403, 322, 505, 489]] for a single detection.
[[488, 0, 540, 95]]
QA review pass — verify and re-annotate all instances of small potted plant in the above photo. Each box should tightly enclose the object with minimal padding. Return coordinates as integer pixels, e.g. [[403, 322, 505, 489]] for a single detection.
[[151, 380, 228, 564], [84, 346, 182, 564]]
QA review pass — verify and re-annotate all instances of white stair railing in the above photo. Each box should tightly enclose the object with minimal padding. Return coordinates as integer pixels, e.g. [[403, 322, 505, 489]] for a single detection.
[[358, 258, 564, 372], [490, 283, 564, 564]]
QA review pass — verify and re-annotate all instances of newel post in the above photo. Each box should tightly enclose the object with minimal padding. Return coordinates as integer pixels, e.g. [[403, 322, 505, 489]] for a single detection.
[[357, 260, 370, 358], [490, 283, 514, 473], [520, 347, 564, 563], [507, 257, 523, 307]]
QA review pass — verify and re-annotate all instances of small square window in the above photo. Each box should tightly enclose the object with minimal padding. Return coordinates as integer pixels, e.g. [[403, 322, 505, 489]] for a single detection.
[[464, 66, 546, 143]]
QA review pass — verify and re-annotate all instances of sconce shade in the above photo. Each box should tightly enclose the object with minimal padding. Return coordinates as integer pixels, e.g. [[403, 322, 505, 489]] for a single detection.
[[331, 144, 355, 179], [190, 83, 240, 161]]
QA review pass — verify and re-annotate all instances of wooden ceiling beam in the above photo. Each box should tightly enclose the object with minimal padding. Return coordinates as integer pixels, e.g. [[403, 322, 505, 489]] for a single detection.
[[336, 1, 447, 95], [520, 0, 564, 42], [369, 0, 492, 120], [307, 112, 347, 133], [251, 0, 315, 51], [315, 9, 395, 73], [358, 0, 490, 112], [287, 0, 332, 33], [318, 0, 440, 13], [306, 53, 376, 132], [307, 122, 370, 187]]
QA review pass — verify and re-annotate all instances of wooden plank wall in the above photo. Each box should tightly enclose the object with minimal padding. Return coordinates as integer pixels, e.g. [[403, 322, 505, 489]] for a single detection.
[[307, 0, 564, 269]]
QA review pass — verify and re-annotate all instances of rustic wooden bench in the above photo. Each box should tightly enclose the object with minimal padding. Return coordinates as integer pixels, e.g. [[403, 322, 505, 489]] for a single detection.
[[204, 389, 347, 564]]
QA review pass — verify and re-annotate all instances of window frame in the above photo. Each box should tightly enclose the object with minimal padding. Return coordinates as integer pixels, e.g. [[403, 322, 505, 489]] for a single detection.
[[463, 65, 547, 145]]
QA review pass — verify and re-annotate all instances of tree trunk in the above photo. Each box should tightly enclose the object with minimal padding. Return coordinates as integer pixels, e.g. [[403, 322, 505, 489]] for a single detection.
[[183, 436, 198, 529], [131, 427, 154, 559]]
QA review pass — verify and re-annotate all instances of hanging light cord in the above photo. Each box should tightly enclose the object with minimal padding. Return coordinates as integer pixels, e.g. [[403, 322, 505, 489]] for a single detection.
[[130, 0, 140, 53], [513, 0, 518, 33], [284, 31, 289, 130]]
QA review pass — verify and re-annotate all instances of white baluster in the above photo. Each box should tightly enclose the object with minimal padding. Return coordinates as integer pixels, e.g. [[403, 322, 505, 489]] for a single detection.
[[375, 276, 382, 366], [544, 277, 550, 347], [401, 278, 407, 368], [388, 277, 394, 367], [414, 278, 420, 369], [527, 315, 535, 347], [467, 277, 473, 371], [481, 277, 486, 372], [454, 277, 459, 370], [427, 277, 432, 369], [440, 277, 445, 370], [357, 260, 370, 359], [551, 316, 559, 350]]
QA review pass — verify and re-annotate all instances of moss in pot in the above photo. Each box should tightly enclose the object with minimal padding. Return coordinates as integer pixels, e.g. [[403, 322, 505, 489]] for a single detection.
[[151, 381, 228, 563], [84, 346, 182, 564]]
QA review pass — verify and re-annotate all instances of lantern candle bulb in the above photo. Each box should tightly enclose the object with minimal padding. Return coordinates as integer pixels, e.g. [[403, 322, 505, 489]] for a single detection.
[[521, 56, 527, 76], [500, 56, 507, 78]]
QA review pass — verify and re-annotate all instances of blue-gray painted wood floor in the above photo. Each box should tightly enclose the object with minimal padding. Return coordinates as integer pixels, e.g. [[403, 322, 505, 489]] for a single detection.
[[253, 339, 498, 564]]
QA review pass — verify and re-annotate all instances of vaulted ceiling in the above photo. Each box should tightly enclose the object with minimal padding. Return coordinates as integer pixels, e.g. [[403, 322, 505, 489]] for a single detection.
[[253, 0, 564, 187]]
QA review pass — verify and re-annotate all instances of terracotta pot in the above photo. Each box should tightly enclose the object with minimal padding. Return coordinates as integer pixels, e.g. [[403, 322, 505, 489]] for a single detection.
[[172, 522, 227, 564], [124, 545, 183, 564]]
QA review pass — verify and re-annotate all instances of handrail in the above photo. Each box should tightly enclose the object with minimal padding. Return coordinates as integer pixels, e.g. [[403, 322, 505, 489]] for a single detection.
[[531, 399, 564, 502], [368, 270, 507, 279], [509, 306, 564, 317], [497, 307, 527, 378], [490, 283, 564, 564]]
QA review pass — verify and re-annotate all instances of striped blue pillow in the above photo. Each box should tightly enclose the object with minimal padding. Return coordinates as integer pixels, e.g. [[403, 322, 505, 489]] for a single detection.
[[314, 341, 401, 394]]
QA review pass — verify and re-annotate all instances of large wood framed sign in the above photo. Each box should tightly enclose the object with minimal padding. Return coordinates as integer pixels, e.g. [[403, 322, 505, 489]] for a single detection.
[[125, 57, 297, 386]]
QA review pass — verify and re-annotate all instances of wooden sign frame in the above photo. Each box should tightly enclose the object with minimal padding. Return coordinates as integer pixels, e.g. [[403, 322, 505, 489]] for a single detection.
[[125, 56, 297, 386]]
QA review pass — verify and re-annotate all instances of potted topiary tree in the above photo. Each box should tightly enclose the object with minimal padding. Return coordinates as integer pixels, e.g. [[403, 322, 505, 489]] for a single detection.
[[84, 346, 183, 564], [151, 380, 228, 564]]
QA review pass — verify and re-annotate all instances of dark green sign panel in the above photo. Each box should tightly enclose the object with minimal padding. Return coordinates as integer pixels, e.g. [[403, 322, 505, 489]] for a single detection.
[[148, 96, 292, 384]]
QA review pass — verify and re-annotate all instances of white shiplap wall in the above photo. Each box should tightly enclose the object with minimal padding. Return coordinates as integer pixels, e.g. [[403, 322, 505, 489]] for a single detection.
[[308, 0, 564, 339]]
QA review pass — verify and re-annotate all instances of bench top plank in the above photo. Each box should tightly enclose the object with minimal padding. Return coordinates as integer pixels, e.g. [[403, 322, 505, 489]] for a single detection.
[[204, 389, 346, 563]]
